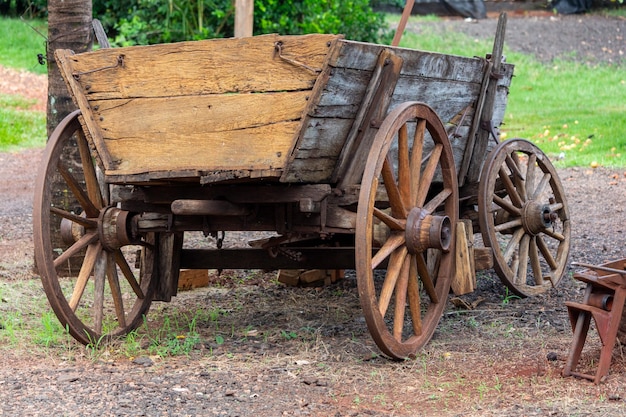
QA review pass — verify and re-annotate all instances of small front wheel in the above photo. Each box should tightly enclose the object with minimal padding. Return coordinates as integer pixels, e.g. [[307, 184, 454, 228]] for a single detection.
[[478, 138, 571, 297]]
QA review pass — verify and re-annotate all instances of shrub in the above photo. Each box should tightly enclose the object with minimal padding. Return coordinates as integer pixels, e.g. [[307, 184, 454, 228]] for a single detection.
[[93, 0, 390, 46]]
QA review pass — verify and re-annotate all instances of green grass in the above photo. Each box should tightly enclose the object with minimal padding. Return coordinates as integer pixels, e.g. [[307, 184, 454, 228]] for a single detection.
[[0, 17, 47, 151], [397, 15, 626, 169], [0, 16, 47, 74], [0, 94, 46, 151], [503, 57, 626, 168]]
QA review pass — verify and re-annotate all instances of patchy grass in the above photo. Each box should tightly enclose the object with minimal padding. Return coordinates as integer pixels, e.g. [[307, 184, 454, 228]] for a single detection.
[[0, 95, 46, 151], [397, 16, 626, 169], [0, 16, 47, 73]]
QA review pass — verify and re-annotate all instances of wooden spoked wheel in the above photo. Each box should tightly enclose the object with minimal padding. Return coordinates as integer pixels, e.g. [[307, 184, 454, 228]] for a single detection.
[[478, 138, 571, 297], [33, 110, 156, 345], [356, 102, 458, 359]]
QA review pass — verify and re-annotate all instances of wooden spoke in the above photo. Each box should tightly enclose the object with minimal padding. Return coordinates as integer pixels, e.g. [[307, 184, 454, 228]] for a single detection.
[[497, 166, 524, 208], [542, 228, 566, 242], [410, 119, 426, 206], [479, 139, 570, 297], [506, 153, 525, 180], [506, 154, 527, 202], [378, 247, 408, 317], [416, 144, 442, 208], [382, 157, 407, 218], [416, 252, 439, 303], [68, 243, 100, 311], [406, 256, 422, 335], [373, 207, 405, 231], [93, 250, 107, 335], [549, 202, 564, 212], [371, 233, 405, 270], [529, 237, 544, 285], [356, 102, 457, 359], [398, 123, 411, 209], [53, 231, 99, 269], [531, 172, 552, 200], [393, 256, 410, 341], [503, 228, 525, 264], [493, 195, 522, 216], [494, 218, 523, 233], [76, 128, 104, 210], [50, 207, 97, 228], [106, 252, 127, 329], [525, 153, 537, 198], [113, 249, 145, 299], [516, 234, 530, 285], [536, 235, 559, 270], [57, 160, 100, 218], [423, 188, 452, 214]]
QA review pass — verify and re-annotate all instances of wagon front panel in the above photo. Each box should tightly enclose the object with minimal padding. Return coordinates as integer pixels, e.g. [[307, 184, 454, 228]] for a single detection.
[[54, 34, 342, 184]]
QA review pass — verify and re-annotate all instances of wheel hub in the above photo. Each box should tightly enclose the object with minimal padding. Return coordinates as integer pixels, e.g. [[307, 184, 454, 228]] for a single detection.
[[405, 207, 452, 254], [98, 207, 135, 251], [60, 214, 86, 245], [521, 202, 556, 236]]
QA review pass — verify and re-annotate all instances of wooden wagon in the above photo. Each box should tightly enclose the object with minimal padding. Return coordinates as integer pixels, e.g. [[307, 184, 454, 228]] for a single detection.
[[33, 14, 571, 358]]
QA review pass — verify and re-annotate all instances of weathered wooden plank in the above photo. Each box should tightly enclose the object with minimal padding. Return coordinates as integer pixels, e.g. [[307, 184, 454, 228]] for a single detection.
[[282, 38, 513, 184], [282, 158, 338, 183], [61, 34, 340, 99], [104, 121, 299, 176], [335, 49, 404, 188], [292, 118, 354, 158], [93, 91, 309, 138], [330, 40, 487, 83]]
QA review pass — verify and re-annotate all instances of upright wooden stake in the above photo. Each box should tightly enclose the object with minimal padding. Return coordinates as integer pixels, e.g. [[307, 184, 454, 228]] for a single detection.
[[391, 0, 415, 46], [235, 0, 254, 37]]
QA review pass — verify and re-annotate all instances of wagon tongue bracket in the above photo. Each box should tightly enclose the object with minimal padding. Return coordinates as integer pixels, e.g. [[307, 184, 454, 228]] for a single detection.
[[404, 207, 452, 254]]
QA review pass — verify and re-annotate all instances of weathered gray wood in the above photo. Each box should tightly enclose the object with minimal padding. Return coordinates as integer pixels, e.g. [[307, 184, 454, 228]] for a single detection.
[[334, 48, 403, 188], [282, 38, 513, 184], [466, 13, 509, 184]]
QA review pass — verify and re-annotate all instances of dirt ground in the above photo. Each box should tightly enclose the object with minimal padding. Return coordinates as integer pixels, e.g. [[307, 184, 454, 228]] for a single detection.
[[1, 12, 626, 417]]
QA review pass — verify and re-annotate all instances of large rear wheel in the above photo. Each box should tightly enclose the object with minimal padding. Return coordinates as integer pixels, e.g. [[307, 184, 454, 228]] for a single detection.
[[356, 102, 458, 359], [33, 110, 156, 345]]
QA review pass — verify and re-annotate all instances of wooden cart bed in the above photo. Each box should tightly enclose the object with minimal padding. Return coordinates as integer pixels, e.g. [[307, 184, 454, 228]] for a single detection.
[[56, 33, 513, 185]]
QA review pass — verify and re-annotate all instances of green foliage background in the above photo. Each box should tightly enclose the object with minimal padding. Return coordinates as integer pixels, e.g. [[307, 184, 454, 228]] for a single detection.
[[93, 0, 391, 46]]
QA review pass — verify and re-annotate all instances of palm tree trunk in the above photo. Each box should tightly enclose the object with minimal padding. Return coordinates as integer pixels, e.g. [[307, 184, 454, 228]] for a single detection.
[[47, 0, 92, 134], [45, 1, 93, 272]]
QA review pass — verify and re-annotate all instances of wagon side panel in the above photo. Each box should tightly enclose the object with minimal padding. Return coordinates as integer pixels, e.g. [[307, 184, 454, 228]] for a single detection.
[[282, 40, 514, 184]]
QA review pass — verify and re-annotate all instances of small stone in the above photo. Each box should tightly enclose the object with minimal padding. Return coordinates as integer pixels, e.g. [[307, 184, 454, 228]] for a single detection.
[[58, 374, 80, 383], [132, 356, 154, 367], [546, 352, 558, 361]]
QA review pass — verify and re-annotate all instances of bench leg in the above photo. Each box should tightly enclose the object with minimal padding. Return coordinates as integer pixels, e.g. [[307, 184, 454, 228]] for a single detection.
[[563, 310, 592, 378]]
